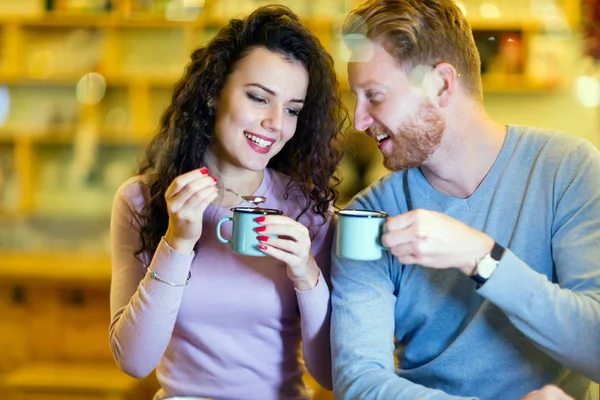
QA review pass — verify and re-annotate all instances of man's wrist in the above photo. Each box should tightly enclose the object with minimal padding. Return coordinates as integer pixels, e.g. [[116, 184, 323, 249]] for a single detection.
[[470, 241, 506, 287], [462, 234, 495, 276]]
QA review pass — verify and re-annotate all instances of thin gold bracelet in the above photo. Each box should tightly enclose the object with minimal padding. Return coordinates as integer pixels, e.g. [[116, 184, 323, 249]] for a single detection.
[[147, 268, 191, 287]]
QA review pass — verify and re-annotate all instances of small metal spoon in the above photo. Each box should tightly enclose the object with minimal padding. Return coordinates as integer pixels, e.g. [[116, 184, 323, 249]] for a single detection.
[[223, 187, 267, 206]]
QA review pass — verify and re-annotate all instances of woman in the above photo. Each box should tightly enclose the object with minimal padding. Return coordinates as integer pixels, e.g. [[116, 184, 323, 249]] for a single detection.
[[109, 5, 346, 400]]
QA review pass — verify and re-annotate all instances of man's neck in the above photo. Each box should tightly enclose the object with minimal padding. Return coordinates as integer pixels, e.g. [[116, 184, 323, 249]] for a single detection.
[[421, 110, 507, 199]]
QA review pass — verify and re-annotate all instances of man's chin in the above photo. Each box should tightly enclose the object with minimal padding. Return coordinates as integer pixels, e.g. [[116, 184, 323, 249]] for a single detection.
[[383, 157, 421, 172]]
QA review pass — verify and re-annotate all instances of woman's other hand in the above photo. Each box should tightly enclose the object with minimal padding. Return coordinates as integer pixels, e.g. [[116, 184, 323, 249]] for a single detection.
[[255, 215, 320, 290]]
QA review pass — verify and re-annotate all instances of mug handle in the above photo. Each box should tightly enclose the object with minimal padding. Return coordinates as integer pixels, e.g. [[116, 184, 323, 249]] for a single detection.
[[216, 217, 233, 244]]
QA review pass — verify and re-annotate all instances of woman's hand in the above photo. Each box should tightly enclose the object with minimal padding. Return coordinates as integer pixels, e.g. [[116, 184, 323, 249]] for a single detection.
[[164, 168, 218, 254], [255, 215, 320, 290]]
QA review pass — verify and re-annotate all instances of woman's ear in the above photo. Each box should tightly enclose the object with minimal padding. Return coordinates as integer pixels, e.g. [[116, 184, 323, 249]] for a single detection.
[[207, 96, 219, 115]]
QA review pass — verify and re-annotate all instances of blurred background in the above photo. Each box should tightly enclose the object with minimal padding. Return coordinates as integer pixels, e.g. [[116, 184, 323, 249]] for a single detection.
[[0, 0, 599, 399]]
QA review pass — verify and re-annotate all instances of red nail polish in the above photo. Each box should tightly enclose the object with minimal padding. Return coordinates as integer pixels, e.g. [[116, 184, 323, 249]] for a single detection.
[[212, 177, 217, 182], [257, 235, 269, 242], [199, 167, 209, 174], [255, 226, 266, 232], [255, 216, 266, 223], [258, 244, 267, 251]]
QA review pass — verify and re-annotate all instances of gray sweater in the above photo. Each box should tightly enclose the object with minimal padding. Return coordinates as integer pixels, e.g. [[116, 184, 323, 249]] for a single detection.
[[331, 125, 600, 400]]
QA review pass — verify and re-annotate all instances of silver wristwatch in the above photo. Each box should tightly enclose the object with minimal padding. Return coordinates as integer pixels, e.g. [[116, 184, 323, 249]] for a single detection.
[[471, 242, 505, 286]]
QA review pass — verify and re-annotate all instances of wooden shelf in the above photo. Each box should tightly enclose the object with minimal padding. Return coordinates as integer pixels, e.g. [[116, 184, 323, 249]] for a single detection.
[[0, 11, 563, 32], [481, 73, 559, 93], [467, 19, 543, 32], [0, 1, 579, 32], [115, 12, 205, 28], [109, 74, 180, 88], [5, 13, 111, 27], [0, 252, 112, 285], [0, 12, 205, 28], [0, 126, 149, 145], [0, 74, 116, 86], [2, 362, 138, 393], [0, 73, 180, 88]]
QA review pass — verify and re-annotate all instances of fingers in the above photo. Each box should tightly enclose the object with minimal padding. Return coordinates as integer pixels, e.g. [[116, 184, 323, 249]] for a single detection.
[[382, 210, 430, 248], [187, 186, 219, 215], [257, 235, 303, 255], [521, 390, 538, 400], [255, 216, 310, 244], [381, 224, 426, 249], [167, 174, 217, 214], [388, 242, 424, 265], [258, 242, 301, 265], [521, 385, 573, 400], [255, 216, 311, 262], [538, 385, 573, 400], [385, 209, 420, 231], [165, 168, 211, 199]]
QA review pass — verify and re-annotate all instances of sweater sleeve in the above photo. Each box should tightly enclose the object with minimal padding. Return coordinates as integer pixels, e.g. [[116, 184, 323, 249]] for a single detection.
[[478, 141, 600, 382], [295, 213, 335, 390], [331, 195, 477, 400], [109, 179, 195, 378]]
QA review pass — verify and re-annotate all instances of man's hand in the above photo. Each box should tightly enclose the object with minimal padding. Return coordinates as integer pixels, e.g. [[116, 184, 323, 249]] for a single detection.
[[382, 209, 494, 275], [520, 385, 574, 400]]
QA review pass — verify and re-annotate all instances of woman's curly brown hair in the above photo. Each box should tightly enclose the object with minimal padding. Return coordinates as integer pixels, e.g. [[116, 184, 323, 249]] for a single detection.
[[135, 5, 347, 256]]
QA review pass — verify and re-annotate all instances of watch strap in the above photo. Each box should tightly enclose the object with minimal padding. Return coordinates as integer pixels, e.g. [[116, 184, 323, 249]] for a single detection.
[[471, 272, 487, 285], [490, 242, 505, 261]]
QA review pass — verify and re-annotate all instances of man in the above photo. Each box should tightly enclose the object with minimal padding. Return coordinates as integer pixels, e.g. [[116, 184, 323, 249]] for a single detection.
[[330, 1, 600, 399]]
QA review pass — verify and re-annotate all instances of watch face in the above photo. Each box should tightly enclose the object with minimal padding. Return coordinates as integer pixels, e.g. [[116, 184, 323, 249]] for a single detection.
[[478, 256, 498, 279]]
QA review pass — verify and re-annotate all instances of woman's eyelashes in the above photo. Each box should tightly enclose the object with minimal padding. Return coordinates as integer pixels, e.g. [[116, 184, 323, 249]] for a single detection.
[[247, 92, 267, 104], [246, 92, 301, 117], [286, 108, 300, 117]]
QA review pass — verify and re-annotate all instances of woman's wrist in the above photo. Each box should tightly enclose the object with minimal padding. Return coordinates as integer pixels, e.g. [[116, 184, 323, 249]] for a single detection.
[[164, 230, 196, 255], [293, 262, 321, 291]]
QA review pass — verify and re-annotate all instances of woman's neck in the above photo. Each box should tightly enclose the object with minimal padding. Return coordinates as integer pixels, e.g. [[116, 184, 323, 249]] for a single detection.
[[204, 149, 265, 207]]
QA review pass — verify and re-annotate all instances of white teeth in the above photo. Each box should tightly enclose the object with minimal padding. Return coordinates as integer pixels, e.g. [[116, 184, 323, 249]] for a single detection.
[[244, 133, 272, 148], [376, 134, 390, 142]]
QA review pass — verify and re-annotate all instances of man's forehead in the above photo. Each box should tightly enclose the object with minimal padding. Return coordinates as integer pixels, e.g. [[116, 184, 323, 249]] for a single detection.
[[343, 33, 375, 63]]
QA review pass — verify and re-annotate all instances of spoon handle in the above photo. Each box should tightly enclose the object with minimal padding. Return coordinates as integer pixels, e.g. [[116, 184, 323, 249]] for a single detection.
[[223, 188, 248, 203], [223, 187, 261, 206]]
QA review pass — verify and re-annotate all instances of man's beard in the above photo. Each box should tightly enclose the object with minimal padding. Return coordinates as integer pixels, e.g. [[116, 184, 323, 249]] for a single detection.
[[371, 99, 445, 172]]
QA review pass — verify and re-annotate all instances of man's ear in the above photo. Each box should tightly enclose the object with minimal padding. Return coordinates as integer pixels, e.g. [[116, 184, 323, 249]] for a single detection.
[[423, 71, 444, 98], [426, 62, 459, 108]]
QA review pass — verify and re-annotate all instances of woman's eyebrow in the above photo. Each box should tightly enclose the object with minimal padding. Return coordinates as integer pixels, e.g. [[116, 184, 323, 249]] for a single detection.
[[245, 83, 305, 104]]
